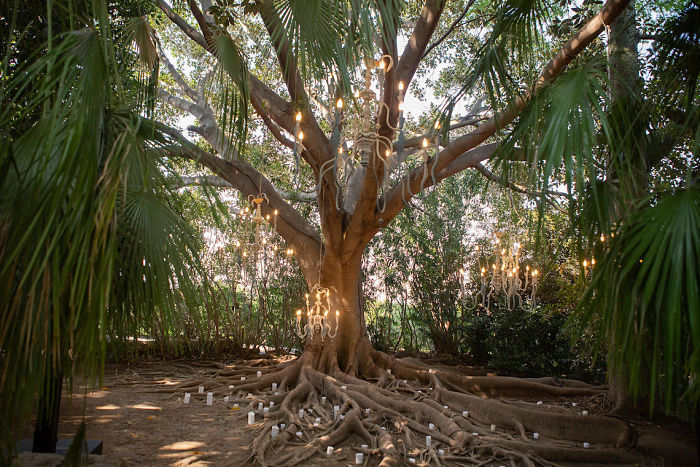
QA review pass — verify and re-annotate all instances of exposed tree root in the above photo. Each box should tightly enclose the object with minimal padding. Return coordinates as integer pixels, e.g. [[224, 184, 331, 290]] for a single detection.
[[153, 343, 659, 466]]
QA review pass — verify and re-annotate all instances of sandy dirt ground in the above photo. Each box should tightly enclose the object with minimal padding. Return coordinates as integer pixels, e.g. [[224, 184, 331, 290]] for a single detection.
[[14, 359, 698, 466], [17, 360, 358, 466]]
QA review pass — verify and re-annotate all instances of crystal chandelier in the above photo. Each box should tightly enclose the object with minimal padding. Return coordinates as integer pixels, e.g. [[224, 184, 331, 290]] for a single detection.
[[459, 233, 540, 311], [295, 284, 338, 340]]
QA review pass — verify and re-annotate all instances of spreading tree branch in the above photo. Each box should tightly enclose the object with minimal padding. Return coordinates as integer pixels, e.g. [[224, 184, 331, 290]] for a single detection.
[[380, 0, 631, 227]]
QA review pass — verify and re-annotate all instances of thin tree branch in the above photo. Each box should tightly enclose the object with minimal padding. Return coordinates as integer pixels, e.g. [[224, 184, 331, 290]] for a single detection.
[[176, 175, 317, 201], [157, 41, 198, 100], [421, 0, 477, 60], [473, 163, 571, 198], [157, 0, 207, 49]]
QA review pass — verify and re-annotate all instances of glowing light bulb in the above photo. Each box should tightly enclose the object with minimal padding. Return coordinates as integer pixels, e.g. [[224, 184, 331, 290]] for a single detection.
[[295, 112, 302, 122], [336, 310, 339, 317], [533, 269, 538, 276], [512, 267, 517, 273], [378, 59, 385, 70], [298, 130, 304, 140], [398, 81, 404, 91], [274, 209, 278, 216], [245, 207, 249, 213], [434, 120, 440, 130], [336, 98, 343, 109], [501, 249, 506, 255], [591, 258, 596, 265], [338, 146, 343, 154], [600, 234, 605, 242], [266, 214, 270, 220], [385, 149, 391, 159], [422, 138, 428, 148], [459, 268, 465, 275], [296, 309, 301, 316], [398, 101, 404, 111], [526, 265, 530, 271], [583, 260, 588, 268]]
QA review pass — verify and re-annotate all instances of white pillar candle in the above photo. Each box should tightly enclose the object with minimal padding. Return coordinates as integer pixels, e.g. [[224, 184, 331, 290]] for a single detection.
[[387, 369, 391, 374], [462, 411, 469, 417], [263, 407, 269, 416], [426, 435, 432, 447], [581, 410, 588, 415], [438, 449, 445, 455], [326, 446, 334, 455], [269, 401, 274, 408], [572, 402, 578, 406], [533, 432, 539, 439], [339, 414, 345, 420], [247, 411, 255, 424], [224, 396, 230, 403], [321, 396, 326, 404], [257, 370, 262, 377], [271, 425, 279, 438], [403, 380, 407, 384], [472, 432, 479, 436], [280, 423, 285, 429], [409, 458, 415, 463], [274, 391, 279, 395], [247, 393, 252, 398], [233, 403, 239, 409], [298, 408, 305, 418], [241, 376, 246, 381], [428, 423, 435, 430], [296, 431, 302, 438], [365, 408, 370, 414], [490, 424, 496, 431], [258, 402, 263, 411], [536, 400, 542, 405], [206, 392, 213, 405], [272, 383, 277, 391], [198, 386, 204, 393], [333, 405, 340, 418], [443, 405, 448, 409], [229, 384, 235, 389], [183, 393, 191, 404], [341, 385, 347, 390], [583, 442, 590, 448], [361, 444, 368, 449], [355, 453, 363, 464], [315, 417, 321, 424], [381, 427, 386, 430]]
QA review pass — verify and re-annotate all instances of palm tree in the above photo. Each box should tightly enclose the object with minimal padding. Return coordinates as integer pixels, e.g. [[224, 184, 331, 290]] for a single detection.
[[0, 1, 209, 455]]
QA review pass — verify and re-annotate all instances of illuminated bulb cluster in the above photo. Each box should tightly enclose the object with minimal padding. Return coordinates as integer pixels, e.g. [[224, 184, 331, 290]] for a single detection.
[[459, 234, 539, 311], [295, 285, 339, 340]]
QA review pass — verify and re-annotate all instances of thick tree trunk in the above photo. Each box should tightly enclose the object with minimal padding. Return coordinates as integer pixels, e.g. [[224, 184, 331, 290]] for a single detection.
[[301, 247, 374, 376]]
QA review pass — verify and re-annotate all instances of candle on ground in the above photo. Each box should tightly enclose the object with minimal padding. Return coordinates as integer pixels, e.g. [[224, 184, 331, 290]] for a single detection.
[[258, 402, 263, 411], [355, 453, 363, 464], [224, 396, 230, 403], [272, 383, 277, 390], [233, 403, 239, 409], [490, 424, 496, 431], [326, 446, 334, 455], [298, 408, 305, 418], [206, 392, 213, 405], [271, 425, 279, 438], [198, 386, 204, 393], [462, 411, 469, 417], [426, 435, 432, 447], [183, 393, 191, 404], [229, 384, 235, 389], [257, 370, 262, 377], [247, 411, 255, 424], [296, 431, 302, 438], [241, 376, 246, 381], [263, 407, 269, 416], [428, 423, 435, 430], [269, 401, 274, 408]]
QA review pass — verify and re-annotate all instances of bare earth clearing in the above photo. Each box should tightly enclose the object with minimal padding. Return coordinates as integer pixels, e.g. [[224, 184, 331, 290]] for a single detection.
[[18, 358, 697, 466]]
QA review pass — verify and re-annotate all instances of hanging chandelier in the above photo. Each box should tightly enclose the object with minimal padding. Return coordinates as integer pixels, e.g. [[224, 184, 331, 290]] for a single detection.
[[459, 233, 540, 311], [295, 284, 338, 340], [291, 54, 440, 211]]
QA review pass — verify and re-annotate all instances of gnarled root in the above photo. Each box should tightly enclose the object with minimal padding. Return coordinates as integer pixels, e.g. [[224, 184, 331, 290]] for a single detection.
[[154, 342, 647, 466]]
